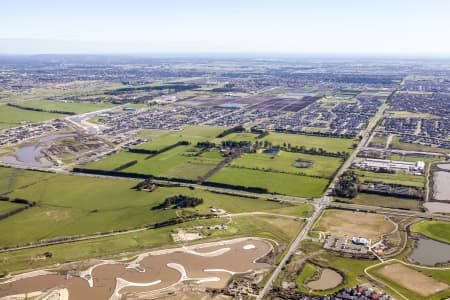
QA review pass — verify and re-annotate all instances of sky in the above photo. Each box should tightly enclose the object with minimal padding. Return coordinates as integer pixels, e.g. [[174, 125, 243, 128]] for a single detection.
[[1, 0, 449, 55]]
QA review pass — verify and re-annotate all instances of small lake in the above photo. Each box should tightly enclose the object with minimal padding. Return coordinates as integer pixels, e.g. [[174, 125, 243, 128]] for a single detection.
[[0, 133, 74, 167], [433, 171, 450, 201], [306, 268, 342, 290], [409, 237, 450, 266]]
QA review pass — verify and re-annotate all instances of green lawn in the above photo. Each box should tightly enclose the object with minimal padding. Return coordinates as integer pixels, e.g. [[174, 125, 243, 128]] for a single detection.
[[296, 262, 318, 293], [262, 132, 356, 153], [0, 105, 64, 129], [17, 100, 116, 114], [208, 167, 329, 198], [354, 170, 425, 187], [230, 150, 342, 178], [410, 220, 450, 244], [0, 169, 292, 246]]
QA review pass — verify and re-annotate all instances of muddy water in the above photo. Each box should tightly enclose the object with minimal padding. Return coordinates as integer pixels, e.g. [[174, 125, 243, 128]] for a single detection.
[[409, 237, 450, 266], [0, 239, 271, 300], [437, 163, 450, 171], [0, 133, 74, 167], [433, 171, 450, 201], [306, 269, 342, 290]]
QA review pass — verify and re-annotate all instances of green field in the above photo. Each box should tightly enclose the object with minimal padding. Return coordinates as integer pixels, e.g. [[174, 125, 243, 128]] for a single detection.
[[354, 170, 425, 187], [0, 168, 294, 246], [137, 126, 226, 150], [296, 262, 318, 292], [230, 150, 342, 178], [208, 167, 328, 197], [0, 201, 24, 214], [263, 132, 356, 153], [388, 154, 444, 163], [410, 220, 450, 244], [391, 136, 450, 154], [86, 146, 224, 180], [19, 100, 116, 114], [335, 193, 420, 211], [0, 105, 64, 129]]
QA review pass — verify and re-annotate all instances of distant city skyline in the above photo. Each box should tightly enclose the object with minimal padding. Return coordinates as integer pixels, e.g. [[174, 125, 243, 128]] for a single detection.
[[1, 0, 450, 55]]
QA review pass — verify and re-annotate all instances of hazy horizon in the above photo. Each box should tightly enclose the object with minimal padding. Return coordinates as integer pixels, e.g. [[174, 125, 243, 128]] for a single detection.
[[2, 0, 450, 55]]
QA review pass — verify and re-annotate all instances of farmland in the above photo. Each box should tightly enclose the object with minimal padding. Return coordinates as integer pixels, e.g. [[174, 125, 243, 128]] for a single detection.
[[354, 169, 425, 187], [0, 104, 64, 129], [208, 167, 329, 198], [230, 150, 342, 178], [0, 167, 295, 247], [335, 193, 421, 211], [17, 100, 116, 114], [262, 132, 356, 153], [83, 125, 347, 197]]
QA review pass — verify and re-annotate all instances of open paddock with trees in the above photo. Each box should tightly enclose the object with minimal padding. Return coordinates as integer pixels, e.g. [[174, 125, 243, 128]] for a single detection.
[[0, 167, 302, 247]]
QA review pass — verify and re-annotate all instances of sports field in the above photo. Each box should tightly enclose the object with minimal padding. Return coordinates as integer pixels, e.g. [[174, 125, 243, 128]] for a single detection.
[[374, 263, 449, 297], [313, 209, 396, 241], [208, 167, 329, 198], [18, 100, 116, 114], [0, 105, 64, 129]]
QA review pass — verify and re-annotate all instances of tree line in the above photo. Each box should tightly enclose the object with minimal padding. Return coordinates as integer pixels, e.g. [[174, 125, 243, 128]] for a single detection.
[[7, 103, 76, 115]]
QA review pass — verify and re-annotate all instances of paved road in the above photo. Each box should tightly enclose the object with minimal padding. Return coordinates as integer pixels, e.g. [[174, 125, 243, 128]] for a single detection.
[[256, 97, 390, 299], [256, 200, 326, 299]]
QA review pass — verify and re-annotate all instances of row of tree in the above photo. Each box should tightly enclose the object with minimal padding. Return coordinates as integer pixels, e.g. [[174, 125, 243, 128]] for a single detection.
[[216, 125, 245, 138], [7, 103, 76, 115]]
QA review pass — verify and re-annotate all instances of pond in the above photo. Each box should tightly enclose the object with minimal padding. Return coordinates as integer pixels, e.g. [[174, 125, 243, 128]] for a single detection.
[[306, 268, 343, 290], [409, 237, 450, 266], [0, 133, 74, 167]]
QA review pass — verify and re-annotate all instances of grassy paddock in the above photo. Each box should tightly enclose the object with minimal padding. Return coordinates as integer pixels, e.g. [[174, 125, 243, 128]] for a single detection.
[[17, 100, 116, 114], [262, 132, 356, 153], [0, 105, 63, 129], [0, 168, 295, 246], [354, 170, 425, 188], [208, 167, 329, 198], [335, 193, 421, 211], [230, 150, 342, 178]]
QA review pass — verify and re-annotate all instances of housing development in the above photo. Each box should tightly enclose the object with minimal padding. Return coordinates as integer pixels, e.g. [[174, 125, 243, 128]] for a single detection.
[[0, 55, 449, 300]]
